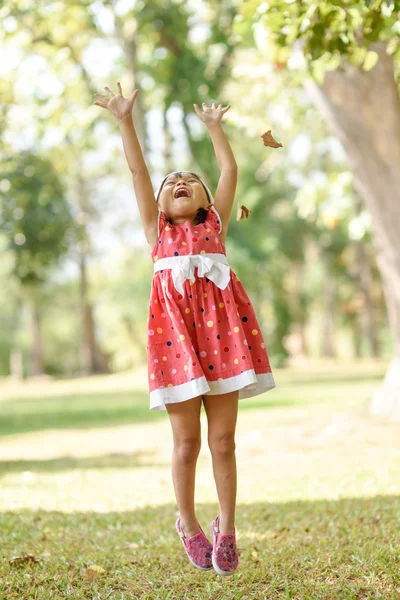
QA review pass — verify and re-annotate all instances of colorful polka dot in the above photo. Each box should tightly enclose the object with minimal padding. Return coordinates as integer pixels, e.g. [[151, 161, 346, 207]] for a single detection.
[[209, 365, 214, 370], [214, 350, 218, 355], [234, 358, 239, 365], [219, 302, 225, 308], [157, 327, 163, 334], [162, 356, 167, 361], [200, 351, 207, 357], [172, 369, 177, 374], [222, 363, 226, 368], [184, 365, 188, 371], [167, 341, 172, 346], [179, 334, 185, 340], [148, 329, 154, 336], [233, 327, 239, 333], [150, 374, 155, 380], [207, 320, 214, 327], [252, 329, 258, 335], [242, 316, 248, 322], [200, 250, 206, 254]]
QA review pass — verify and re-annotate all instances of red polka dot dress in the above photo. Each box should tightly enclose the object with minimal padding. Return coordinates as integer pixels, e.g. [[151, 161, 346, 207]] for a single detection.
[[147, 206, 276, 410]]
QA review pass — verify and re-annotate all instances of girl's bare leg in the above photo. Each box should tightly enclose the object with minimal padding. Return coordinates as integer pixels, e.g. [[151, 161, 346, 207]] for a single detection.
[[166, 395, 203, 538], [203, 391, 239, 534]]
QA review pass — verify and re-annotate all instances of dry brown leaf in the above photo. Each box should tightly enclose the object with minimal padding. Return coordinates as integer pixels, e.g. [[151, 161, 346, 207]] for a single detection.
[[236, 203, 252, 221], [261, 130, 283, 148], [9, 553, 40, 567]]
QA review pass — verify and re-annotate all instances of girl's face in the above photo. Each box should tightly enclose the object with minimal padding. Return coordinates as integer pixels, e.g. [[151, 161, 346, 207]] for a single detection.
[[158, 172, 211, 222]]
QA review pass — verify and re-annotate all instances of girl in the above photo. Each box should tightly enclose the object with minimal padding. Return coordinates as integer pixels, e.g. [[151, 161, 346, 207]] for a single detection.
[[94, 83, 276, 576]]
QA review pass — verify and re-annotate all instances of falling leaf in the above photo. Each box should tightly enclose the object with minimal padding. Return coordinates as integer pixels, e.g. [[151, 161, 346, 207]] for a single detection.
[[236, 203, 252, 221], [261, 130, 283, 148]]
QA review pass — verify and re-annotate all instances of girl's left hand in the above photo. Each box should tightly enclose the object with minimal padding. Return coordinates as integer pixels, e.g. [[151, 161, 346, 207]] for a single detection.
[[193, 102, 231, 126]]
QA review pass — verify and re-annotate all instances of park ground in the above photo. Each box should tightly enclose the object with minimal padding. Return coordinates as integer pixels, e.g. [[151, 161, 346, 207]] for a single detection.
[[0, 359, 400, 599]]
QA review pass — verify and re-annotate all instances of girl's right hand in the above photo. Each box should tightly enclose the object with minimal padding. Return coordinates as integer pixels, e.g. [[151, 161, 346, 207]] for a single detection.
[[93, 83, 139, 121]]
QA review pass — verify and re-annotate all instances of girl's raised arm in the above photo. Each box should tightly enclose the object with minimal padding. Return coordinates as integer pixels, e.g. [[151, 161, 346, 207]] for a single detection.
[[193, 102, 237, 241], [94, 84, 158, 247]]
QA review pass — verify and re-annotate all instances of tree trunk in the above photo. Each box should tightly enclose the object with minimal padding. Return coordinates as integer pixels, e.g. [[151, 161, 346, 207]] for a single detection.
[[352, 313, 362, 359], [111, 7, 147, 152], [304, 41, 400, 419], [162, 106, 174, 174], [292, 261, 309, 356], [321, 276, 336, 358], [353, 239, 381, 358], [29, 297, 44, 376], [9, 299, 24, 380], [79, 249, 109, 375]]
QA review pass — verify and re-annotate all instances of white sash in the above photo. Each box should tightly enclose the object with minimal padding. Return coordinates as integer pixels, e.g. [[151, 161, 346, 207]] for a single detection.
[[153, 253, 230, 296]]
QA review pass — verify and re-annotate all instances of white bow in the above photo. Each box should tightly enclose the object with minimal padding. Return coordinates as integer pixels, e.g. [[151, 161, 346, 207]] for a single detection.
[[171, 255, 230, 296]]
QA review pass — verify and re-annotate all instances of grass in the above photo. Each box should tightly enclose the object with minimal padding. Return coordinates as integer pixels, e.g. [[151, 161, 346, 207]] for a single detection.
[[1, 359, 400, 599]]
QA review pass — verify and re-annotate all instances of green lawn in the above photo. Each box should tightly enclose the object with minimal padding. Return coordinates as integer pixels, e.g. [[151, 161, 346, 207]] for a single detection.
[[1, 360, 400, 599]]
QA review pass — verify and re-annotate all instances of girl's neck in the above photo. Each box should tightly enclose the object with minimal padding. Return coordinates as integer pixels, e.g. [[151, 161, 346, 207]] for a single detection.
[[166, 207, 209, 226]]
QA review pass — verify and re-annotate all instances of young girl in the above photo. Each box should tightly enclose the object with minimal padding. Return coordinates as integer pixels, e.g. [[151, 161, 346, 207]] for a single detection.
[[94, 83, 276, 576]]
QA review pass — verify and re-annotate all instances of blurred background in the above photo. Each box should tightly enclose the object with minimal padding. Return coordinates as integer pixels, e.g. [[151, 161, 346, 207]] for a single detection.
[[2, 0, 399, 402], [1, 2, 400, 596]]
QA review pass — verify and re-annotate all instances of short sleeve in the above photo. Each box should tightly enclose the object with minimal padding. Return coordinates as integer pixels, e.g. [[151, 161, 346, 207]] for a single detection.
[[206, 206, 222, 234], [157, 210, 169, 237]]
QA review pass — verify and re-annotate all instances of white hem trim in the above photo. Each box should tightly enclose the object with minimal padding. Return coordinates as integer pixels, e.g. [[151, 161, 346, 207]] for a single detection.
[[150, 369, 276, 410], [210, 205, 222, 234]]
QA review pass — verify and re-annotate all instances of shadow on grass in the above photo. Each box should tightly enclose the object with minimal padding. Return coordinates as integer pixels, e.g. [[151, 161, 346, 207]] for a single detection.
[[0, 450, 169, 476], [1, 496, 399, 599]]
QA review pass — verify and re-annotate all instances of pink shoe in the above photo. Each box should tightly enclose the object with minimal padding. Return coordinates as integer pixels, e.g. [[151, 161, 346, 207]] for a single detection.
[[175, 516, 213, 570], [211, 515, 239, 576]]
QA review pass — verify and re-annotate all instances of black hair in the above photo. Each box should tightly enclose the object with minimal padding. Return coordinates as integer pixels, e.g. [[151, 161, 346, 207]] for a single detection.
[[165, 206, 208, 226]]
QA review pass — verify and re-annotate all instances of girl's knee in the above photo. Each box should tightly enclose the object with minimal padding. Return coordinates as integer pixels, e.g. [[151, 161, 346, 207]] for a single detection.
[[175, 437, 201, 462], [208, 432, 236, 457]]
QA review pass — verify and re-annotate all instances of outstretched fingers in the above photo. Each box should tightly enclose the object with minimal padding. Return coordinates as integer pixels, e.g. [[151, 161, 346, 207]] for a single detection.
[[93, 93, 108, 108], [104, 86, 114, 97]]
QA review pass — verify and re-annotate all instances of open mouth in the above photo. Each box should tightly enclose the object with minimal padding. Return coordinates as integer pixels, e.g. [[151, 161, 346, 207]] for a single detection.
[[174, 187, 191, 199]]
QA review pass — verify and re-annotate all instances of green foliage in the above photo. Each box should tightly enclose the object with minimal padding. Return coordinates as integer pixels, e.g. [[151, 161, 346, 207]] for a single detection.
[[238, 0, 400, 81], [0, 152, 74, 285]]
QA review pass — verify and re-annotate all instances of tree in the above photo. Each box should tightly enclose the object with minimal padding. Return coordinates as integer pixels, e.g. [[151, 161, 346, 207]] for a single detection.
[[239, 0, 400, 419], [0, 152, 73, 377]]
